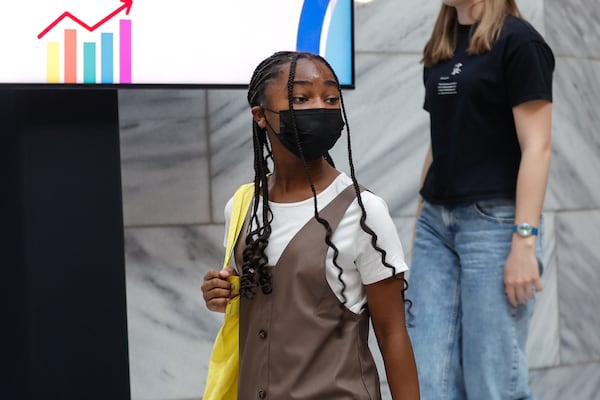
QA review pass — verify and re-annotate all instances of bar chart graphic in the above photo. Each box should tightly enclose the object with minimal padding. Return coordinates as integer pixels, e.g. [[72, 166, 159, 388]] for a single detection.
[[2, 0, 354, 86], [38, 0, 133, 84]]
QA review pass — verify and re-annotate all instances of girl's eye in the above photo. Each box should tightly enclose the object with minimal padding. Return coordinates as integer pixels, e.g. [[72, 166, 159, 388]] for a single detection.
[[326, 97, 340, 105], [292, 96, 307, 103]]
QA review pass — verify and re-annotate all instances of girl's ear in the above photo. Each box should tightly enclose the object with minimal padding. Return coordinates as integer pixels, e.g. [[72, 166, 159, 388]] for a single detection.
[[251, 106, 267, 129]]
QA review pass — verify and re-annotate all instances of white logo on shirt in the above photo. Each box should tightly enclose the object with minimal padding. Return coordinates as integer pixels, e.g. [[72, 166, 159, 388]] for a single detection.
[[451, 62, 463, 76], [437, 81, 457, 95]]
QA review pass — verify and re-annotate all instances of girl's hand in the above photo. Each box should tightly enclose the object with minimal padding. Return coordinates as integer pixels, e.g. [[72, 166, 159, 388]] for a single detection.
[[201, 266, 237, 313]]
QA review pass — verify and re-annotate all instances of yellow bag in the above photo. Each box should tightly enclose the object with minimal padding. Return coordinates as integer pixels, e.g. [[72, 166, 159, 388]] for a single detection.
[[203, 183, 254, 400]]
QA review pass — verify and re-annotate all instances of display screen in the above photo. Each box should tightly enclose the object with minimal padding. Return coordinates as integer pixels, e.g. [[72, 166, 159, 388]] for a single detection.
[[1, 0, 354, 87]]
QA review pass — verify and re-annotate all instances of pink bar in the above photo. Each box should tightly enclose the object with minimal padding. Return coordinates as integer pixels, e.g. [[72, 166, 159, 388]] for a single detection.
[[119, 19, 132, 83], [64, 29, 77, 83]]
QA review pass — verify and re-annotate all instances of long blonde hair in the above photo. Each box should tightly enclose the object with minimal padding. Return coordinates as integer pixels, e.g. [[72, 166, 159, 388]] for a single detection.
[[423, 0, 523, 67]]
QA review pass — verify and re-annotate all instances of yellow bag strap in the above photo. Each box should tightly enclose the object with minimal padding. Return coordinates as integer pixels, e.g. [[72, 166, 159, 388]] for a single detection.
[[223, 183, 254, 269]]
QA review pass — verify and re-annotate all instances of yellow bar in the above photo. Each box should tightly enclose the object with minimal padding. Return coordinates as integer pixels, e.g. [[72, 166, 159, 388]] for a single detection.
[[47, 42, 60, 83]]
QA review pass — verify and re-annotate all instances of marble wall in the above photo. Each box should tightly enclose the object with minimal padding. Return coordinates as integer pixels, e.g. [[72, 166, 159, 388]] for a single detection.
[[118, 0, 600, 399]]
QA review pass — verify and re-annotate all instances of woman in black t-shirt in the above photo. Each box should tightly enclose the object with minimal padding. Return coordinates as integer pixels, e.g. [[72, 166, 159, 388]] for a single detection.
[[407, 1, 554, 399]]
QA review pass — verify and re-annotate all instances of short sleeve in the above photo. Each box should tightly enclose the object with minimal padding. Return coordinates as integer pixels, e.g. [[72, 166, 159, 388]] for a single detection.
[[505, 40, 555, 107], [354, 194, 408, 285], [423, 67, 430, 111]]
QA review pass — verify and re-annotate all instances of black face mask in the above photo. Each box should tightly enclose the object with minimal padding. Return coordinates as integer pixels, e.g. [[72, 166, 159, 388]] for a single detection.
[[264, 108, 345, 161]]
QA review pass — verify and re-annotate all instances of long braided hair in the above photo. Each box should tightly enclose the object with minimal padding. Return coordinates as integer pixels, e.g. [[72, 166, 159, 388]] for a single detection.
[[242, 51, 411, 316]]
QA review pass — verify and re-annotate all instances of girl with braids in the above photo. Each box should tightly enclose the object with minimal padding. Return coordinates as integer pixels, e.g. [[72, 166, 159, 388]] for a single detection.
[[201, 51, 419, 399], [408, 0, 554, 399]]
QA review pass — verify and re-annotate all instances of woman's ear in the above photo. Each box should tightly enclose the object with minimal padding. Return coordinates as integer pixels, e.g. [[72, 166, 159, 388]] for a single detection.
[[251, 106, 267, 129]]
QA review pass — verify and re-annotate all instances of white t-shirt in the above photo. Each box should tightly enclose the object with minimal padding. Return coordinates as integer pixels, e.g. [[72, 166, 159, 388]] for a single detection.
[[223, 173, 408, 314]]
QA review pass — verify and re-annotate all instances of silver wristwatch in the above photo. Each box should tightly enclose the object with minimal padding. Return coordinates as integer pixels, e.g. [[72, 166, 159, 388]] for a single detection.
[[513, 223, 538, 237]]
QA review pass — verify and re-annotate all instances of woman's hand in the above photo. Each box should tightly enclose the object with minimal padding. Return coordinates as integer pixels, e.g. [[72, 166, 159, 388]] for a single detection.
[[201, 266, 237, 313], [504, 238, 543, 307]]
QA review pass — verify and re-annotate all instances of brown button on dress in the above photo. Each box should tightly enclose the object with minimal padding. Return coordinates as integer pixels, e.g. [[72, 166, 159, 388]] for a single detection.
[[237, 185, 381, 400]]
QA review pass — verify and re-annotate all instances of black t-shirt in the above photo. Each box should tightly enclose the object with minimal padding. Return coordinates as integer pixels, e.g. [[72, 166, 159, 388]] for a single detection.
[[420, 15, 555, 204]]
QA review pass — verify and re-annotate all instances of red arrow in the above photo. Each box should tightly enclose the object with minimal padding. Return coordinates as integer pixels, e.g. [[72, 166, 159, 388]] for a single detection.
[[38, 0, 133, 39]]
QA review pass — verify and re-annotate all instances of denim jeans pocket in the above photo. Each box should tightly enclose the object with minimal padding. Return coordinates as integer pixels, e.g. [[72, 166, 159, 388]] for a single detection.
[[472, 198, 516, 222]]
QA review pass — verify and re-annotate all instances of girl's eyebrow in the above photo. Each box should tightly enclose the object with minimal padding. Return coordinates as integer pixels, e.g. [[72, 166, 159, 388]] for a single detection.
[[292, 79, 338, 87]]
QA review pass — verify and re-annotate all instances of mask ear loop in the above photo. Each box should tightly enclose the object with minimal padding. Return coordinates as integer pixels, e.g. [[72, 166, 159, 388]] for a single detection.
[[258, 106, 275, 162], [260, 106, 280, 135], [261, 106, 279, 115], [323, 152, 335, 167]]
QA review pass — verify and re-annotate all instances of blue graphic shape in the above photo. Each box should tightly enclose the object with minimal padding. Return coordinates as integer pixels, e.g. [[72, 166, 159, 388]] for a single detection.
[[101, 33, 114, 84], [296, 0, 331, 54], [325, 0, 352, 85]]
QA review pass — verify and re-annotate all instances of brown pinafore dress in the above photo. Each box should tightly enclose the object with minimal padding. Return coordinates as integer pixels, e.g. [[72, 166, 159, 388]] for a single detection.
[[235, 185, 381, 400]]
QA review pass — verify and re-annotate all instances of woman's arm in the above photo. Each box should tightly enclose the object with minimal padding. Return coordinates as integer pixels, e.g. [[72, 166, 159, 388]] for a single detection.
[[366, 274, 420, 399], [416, 145, 432, 220], [504, 99, 552, 307], [411, 145, 432, 254]]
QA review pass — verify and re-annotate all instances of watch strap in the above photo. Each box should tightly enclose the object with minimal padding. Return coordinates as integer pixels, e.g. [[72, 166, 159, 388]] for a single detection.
[[513, 223, 538, 237]]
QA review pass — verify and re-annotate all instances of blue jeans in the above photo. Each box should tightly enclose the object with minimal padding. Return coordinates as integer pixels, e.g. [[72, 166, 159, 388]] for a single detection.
[[407, 199, 542, 400]]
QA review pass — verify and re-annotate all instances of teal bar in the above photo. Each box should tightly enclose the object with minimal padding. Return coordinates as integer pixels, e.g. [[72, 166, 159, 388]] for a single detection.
[[101, 33, 114, 84], [83, 42, 96, 84]]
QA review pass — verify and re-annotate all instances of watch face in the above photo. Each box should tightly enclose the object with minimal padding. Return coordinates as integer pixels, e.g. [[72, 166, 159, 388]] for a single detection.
[[518, 223, 532, 236]]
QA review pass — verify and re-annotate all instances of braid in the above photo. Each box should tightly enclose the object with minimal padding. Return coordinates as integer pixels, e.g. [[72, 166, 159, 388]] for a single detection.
[[316, 55, 412, 314], [240, 120, 272, 298], [284, 54, 348, 332], [240, 51, 297, 298]]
